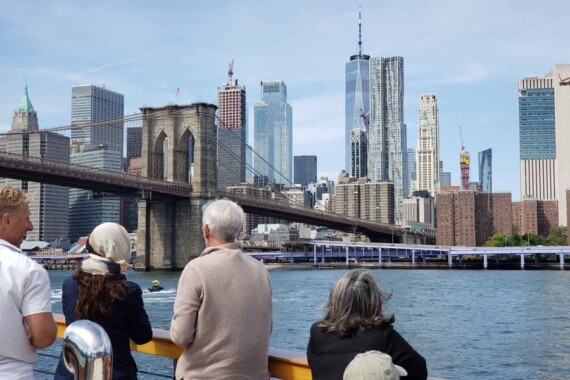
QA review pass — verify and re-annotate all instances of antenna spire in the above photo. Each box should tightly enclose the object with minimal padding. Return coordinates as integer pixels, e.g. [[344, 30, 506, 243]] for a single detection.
[[358, 6, 363, 57]]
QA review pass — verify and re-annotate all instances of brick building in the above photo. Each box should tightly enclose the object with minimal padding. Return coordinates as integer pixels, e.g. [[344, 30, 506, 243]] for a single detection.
[[436, 191, 512, 246], [512, 199, 558, 237], [332, 180, 394, 224]]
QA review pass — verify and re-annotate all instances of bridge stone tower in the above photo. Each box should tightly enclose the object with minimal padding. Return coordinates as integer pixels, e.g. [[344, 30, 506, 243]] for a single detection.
[[138, 103, 217, 270]]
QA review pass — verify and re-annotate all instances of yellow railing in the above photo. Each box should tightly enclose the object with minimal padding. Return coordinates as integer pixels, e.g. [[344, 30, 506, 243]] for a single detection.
[[54, 313, 312, 380]]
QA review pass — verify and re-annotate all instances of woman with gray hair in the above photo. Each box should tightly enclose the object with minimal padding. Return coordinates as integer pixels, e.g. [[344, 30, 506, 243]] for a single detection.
[[307, 269, 427, 380]]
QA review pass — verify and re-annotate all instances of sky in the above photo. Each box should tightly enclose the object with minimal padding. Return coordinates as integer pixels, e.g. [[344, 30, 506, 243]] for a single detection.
[[2, 0, 570, 201]]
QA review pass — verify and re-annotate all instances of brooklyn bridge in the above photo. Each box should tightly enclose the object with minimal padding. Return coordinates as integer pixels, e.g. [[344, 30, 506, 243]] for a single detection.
[[0, 102, 434, 269]]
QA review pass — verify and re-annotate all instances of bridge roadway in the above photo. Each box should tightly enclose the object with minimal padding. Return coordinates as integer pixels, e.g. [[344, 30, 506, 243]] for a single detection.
[[246, 241, 570, 269], [0, 152, 429, 242]]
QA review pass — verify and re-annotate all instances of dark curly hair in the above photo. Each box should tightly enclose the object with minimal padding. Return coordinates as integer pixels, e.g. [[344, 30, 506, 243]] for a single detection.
[[73, 268, 127, 320]]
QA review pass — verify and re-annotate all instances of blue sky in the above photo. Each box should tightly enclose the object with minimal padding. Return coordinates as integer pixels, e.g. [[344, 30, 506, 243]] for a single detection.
[[2, 1, 570, 200]]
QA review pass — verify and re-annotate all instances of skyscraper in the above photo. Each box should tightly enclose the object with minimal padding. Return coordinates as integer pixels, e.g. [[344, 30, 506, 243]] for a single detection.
[[2, 86, 69, 242], [69, 85, 124, 241], [416, 94, 440, 196], [478, 148, 492, 192], [518, 73, 556, 200], [350, 128, 367, 178], [407, 148, 416, 196], [253, 101, 274, 182], [126, 127, 142, 159], [554, 64, 570, 225], [71, 85, 124, 153], [294, 155, 317, 186], [260, 81, 292, 185], [68, 148, 122, 241], [440, 171, 452, 188], [345, 10, 370, 176], [368, 56, 407, 225], [217, 68, 247, 189]]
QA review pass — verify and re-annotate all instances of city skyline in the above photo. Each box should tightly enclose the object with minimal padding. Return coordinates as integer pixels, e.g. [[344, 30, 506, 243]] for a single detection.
[[2, 1, 570, 200]]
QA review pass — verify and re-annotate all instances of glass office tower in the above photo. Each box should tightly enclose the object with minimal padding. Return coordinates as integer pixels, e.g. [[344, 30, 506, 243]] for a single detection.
[[260, 81, 292, 185], [518, 74, 555, 200], [253, 101, 275, 182], [478, 148, 492, 192], [345, 11, 370, 176], [69, 85, 124, 241]]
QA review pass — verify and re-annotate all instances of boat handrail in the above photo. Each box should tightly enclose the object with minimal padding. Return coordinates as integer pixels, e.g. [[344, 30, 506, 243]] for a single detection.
[[53, 313, 444, 380], [54, 313, 311, 379]]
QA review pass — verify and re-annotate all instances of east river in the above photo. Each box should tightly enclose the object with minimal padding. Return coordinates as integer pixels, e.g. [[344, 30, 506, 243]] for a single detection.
[[36, 268, 570, 379]]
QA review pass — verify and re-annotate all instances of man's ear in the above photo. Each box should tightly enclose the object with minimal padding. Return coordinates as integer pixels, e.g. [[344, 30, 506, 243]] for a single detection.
[[1, 212, 10, 225]]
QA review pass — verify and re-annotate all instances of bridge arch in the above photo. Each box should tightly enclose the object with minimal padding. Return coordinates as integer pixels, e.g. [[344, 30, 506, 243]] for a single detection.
[[149, 130, 168, 180], [139, 103, 218, 270]]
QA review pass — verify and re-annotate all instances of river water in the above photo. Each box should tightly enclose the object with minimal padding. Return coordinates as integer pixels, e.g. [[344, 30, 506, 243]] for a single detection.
[[37, 268, 570, 380]]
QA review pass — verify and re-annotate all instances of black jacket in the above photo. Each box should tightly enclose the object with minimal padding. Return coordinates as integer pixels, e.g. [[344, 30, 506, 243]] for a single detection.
[[307, 321, 428, 380], [54, 276, 153, 380]]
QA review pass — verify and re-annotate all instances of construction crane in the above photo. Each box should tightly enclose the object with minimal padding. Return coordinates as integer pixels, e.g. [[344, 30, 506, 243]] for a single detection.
[[228, 59, 234, 84], [359, 107, 369, 131], [459, 124, 465, 152], [459, 125, 470, 190]]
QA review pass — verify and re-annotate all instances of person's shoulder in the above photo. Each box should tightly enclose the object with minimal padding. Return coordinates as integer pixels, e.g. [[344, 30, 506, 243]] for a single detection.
[[2, 250, 47, 276], [310, 320, 324, 332], [125, 280, 143, 294], [62, 276, 77, 286]]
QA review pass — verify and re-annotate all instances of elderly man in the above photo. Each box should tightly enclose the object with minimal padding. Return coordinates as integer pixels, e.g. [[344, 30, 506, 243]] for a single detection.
[[0, 187, 57, 379], [170, 199, 272, 379]]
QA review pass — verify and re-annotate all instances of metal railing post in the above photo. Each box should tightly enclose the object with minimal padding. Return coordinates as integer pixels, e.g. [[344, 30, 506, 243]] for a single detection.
[[63, 320, 113, 380]]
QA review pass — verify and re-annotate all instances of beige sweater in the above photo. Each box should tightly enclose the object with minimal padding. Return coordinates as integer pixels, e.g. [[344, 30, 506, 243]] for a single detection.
[[170, 242, 272, 380]]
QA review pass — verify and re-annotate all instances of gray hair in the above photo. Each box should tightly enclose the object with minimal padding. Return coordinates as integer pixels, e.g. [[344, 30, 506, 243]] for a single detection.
[[202, 199, 244, 243], [319, 269, 394, 337]]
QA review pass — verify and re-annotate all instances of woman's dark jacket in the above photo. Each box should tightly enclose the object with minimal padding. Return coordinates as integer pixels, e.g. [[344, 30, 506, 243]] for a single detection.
[[54, 276, 153, 380], [307, 321, 428, 380]]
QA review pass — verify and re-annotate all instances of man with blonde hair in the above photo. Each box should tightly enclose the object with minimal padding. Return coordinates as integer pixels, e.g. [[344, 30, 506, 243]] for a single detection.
[[0, 186, 57, 379], [170, 199, 272, 379]]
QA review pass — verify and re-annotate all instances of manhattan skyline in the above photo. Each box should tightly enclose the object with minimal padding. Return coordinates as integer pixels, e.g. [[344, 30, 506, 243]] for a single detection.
[[2, 1, 570, 200]]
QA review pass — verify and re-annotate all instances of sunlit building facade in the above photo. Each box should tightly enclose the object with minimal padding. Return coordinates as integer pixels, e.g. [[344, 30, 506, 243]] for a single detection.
[[345, 12, 370, 175], [368, 56, 407, 225], [217, 77, 247, 188], [555, 64, 570, 225], [518, 74, 556, 200], [261, 81, 292, 185], [416, 94, 440, 196], [253, 101, 274, 182], [1, 86, 69, 242], [478, 148, 492, 192]]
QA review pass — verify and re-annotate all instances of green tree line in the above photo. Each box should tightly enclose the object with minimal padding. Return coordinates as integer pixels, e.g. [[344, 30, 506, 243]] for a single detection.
[[484, 226, 567, 247]]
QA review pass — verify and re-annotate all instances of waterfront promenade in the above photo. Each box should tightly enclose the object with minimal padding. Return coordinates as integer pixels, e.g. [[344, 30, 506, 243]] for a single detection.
[[247, 240, 570, 269], [31, 241, 570, 271]]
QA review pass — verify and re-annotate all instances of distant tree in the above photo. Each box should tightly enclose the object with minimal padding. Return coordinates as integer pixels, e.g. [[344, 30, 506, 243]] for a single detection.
[[521, 233, 546, 246], [547, 226, 567, 246], [485, 233, 509, 247], [510, 234, 522, 247]]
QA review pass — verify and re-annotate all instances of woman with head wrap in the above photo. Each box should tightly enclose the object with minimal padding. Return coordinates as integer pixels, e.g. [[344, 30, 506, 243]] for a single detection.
[[54, 222, 153, 380]]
